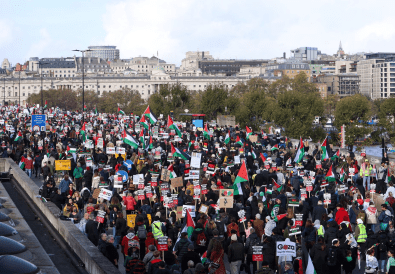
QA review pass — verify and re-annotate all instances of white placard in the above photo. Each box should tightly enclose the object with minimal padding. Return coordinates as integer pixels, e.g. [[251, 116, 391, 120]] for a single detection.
[[106, 147, 115, 154], [98, 188, 113, 201], [189, 170, 200, 179], [116, 147, 125, 154], [114, 175, 123, 189], [182, 205, 195, 217], [133, 174, 144, 184], [234, 156, 241, 164], [97, 138, 104, 148], [191, 152, 202, 169], [276, 239, 296, 257]]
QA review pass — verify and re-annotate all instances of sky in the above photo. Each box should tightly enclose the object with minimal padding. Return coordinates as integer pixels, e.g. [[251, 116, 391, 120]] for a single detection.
[[1, 0, 395, 66]]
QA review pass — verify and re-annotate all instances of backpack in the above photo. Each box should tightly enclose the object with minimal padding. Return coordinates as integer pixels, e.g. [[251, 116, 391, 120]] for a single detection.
[[137, 225, 147, 239], [357, 212, 366, 223], [327, 247, 338, 266], [196, 231, 207, 246], [215, 221, 225, 235]]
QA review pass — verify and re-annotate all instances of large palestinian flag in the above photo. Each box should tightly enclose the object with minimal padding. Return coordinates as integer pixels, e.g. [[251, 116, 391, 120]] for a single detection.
[[203, 123, 210, 140], [122, 129, 139, 149], [142, 105, 157, 124], [233, 161, 248, 195], [167, 115, 182, 137], [171, 142, 189, 161], [246, 126, 252, 140], [326, 165, 336, 182], [294, 137, 304, 163], [321, 136, 329, 161]]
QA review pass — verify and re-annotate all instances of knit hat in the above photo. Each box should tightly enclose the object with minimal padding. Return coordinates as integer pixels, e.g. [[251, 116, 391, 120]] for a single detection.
[[231, 234, 237, 241], [357, 218, 363, 224]]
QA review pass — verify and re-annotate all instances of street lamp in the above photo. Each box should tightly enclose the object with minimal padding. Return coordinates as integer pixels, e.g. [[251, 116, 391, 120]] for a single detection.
[[37, 61, 49, 114], [18, 71, 21, 106], [72, 49, 91, 122], [3, 76, 5, 106]]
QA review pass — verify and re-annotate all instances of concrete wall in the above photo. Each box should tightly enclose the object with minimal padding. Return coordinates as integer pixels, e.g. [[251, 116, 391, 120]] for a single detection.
[[1, 158, 120, 274]]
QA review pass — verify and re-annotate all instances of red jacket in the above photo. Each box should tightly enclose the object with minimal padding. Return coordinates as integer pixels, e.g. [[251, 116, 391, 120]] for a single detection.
[[123, 196, 137, 211], [24, 157, 33, 169], [335, 207, 350, 225]]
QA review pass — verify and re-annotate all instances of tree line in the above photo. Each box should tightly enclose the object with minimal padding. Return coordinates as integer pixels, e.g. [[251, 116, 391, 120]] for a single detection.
[[28, 72, 395, 146]]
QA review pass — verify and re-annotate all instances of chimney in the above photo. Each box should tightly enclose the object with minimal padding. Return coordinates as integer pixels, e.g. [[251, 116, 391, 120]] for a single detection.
[[283, 52, 286, 59]]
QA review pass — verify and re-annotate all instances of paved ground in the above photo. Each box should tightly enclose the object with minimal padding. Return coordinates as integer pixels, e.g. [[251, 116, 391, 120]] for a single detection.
[[2, 179, 86, 274]]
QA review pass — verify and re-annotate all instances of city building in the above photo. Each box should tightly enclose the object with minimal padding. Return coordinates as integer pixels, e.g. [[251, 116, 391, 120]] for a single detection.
[[358, 53, 395, 99], [290, 47, 320, 61], [265, 62, 311, 79], [335, 60, 357, 74], [29, 57, 77, 77], [315, 74, 360, 97], [1, 58, 10, 69], [84, 46, 120, 61], [109, 56, 176, 75]]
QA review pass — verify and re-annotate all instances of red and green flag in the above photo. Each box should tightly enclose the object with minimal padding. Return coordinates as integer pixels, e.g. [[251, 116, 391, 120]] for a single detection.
[[80, 122, 86, 141], [171, 142, 189, 161], [140, 115, 149, 130], [388, 168, 392, 183], [331, 150, 340, 161], [43, 100, 48, 109], [326, 165, 336, 182], [271, 144, 279, 151], [84, 104, 87, 111], [246, 126, 252, 140], [118, 107, 125, 115], [167, 115, 182, 137], [14, 131, 22, 142], [139, 129, 145, 149], [142, 105, 157, 124], [122, 130, 139, 149], [294, 137, 305, 163], [321, 136, 329, 161], [181, 209, 195, 239], [260, 153, 266, 163], [233, 161, 248, 195], [224, 131, 230, 145], [203, 123, 210, 140], [235, 135, 243, 146], [94, 106, 98, 115]]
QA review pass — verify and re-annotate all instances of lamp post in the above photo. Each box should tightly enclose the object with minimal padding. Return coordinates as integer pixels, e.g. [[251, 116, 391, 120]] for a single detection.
[[37, 61, 49, 114], [18, 71, 21, 106], [72, 49, 91, 123], [3, 76, 5, 106]]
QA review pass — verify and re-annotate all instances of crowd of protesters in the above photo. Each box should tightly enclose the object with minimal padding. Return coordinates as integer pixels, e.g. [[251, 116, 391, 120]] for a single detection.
[[3, 105, 395, 274]]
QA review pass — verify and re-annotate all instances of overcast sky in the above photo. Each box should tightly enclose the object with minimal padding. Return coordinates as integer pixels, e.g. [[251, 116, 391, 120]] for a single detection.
[[1, 0, 395, 66]]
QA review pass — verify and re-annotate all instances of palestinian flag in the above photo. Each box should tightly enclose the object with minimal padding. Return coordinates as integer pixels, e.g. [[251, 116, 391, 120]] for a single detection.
[[294, 137, 305, 163], [139, 115, 149, 130], [260, 153, 266, 163], [67, 146, 77, 154], [19, 156, 25, 169], [43, 100, 48, 109], [181, 209, 195, 239], [246, 126, 252, 140], [142, 105, 157, 124], [271, 144, 279, 151], [340, 167, 347, 182], [203, 123, 210, 140], [80, 122, 86, 141], [251, 148, 257, 159], [326, 165, 336, 182], [84, 104, 87, 111], [188, 140, 195, 150], [233, 161, 248, 195], [14, 131, 22, 142], [388, 168, 391, 184], [331, 150, 340, 161], [167, 164, 177, 179], [275, 213, 287, 222], [235, 135, 243, 146], [122, 129, 139, 149], [171, 142, 189, 161], [118, 107, 125, 115], [224, 131, 230, 145], [94, 106, 98, 115], [321, 136, 329, 161], [273, 178, 283, 192], [139, 129, 145, 149], [265, 187, 272, 195], [201, 251, 208, 264], [147, 136, 153, 150], [167, 115, 182, 137]]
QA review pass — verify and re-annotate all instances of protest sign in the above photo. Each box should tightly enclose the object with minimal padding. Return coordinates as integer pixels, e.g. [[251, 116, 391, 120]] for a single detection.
[[127, 214, 137, 228], [219, 189, 234, 208], [55, 160, 71, 171], [191, 152, 202, 168], [161, 169, 170, 182], [252, 246, 263, 261], [98, 188, 113, 201], [106, 147, 115, 154], [182, 205, 195, 217], [157, 236, 168, 251], [171, 177, 183, 188], [96, 210, 106, 223], [276, 239, 296, 257], [189, 170, 200, 179]]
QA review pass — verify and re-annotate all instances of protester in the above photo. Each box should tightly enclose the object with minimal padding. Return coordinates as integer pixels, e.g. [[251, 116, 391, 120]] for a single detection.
[[6, 105, 395, 274]]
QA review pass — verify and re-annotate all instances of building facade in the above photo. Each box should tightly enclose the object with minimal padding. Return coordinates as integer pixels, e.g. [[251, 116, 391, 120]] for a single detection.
[[85, 46, 120, 61]]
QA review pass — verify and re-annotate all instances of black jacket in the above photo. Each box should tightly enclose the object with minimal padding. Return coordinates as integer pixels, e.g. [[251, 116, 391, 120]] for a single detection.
[[181, 251, 201, 272], [312, 205, 326, 222], [86, 220, 100, 246], [228, 242, 244, 262]]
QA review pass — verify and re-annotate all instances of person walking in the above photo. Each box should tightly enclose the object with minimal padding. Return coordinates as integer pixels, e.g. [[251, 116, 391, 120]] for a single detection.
[[228, 234, 244, 274]]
